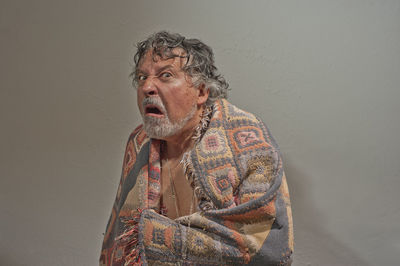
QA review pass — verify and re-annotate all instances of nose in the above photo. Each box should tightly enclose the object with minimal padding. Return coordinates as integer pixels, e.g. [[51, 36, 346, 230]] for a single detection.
[[140, 77, 158, 96]]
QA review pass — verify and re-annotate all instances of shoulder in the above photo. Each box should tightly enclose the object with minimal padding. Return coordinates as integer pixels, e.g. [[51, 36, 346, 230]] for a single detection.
[[126, 124, 149, 154], [214, 99, 280, 150], [216, 99, 262, 125], [121, 125, 149, 178]]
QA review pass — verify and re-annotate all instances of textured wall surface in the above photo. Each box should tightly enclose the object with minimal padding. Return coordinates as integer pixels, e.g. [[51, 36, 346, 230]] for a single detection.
[[1, 0, 399, 265]]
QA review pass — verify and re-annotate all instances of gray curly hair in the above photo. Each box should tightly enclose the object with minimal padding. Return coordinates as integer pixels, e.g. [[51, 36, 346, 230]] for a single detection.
[[132, 31, 229, 106]]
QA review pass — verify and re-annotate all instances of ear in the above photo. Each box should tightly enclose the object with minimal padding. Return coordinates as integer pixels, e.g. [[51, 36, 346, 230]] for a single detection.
[[196, 83, 209, 106]]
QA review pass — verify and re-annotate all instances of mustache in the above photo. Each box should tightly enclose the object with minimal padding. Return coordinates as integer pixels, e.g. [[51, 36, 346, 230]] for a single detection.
[[142, 97, 167, 114]]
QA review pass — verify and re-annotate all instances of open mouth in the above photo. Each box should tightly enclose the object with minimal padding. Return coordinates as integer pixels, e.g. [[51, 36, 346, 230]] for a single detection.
[[144, 105, 164, 117]]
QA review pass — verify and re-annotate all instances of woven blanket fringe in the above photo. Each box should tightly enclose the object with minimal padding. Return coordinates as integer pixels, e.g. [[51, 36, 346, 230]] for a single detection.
[[115, 208, 143, 266]]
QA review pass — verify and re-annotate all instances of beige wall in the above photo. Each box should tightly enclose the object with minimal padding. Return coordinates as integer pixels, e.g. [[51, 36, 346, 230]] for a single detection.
[[1, 0, 399, 265]]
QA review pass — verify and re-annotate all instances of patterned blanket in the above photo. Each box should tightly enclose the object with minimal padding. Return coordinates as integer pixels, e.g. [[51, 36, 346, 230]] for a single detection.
[[100, 99, 293, 265]]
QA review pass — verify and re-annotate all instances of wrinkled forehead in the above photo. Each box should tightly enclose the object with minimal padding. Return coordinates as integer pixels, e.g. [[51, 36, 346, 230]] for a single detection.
[[138, 47, 189, 69]]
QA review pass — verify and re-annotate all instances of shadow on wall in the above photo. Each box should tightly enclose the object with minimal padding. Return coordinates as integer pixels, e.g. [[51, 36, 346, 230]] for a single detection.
[[284, 156, 370, 266]]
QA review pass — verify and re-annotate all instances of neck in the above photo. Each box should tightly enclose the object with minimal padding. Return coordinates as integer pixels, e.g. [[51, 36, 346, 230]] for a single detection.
[[163, 106, 204, 160], [164, 135, 195, 161]]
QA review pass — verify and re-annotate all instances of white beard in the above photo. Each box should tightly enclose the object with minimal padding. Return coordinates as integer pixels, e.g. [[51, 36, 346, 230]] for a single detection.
[[141, 97, 197, 139]]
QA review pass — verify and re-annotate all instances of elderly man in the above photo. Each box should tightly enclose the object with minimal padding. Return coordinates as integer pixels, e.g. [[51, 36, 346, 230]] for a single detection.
[[100, 31, 293, 265]]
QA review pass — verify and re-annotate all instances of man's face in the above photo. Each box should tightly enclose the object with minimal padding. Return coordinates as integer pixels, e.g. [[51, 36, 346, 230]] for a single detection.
[[136, 49, 200, 139]]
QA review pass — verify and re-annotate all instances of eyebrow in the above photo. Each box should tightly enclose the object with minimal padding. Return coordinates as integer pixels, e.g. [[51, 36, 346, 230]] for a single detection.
[[137, 65, 176, 76]]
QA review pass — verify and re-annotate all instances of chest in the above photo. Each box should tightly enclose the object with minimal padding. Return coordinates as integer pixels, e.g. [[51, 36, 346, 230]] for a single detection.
[[160, 160, 196, 219]]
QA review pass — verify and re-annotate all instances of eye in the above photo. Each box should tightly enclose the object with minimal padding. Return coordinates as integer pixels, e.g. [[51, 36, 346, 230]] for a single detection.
[[137, 75, 147, 81], [160, 72, 172, 79]]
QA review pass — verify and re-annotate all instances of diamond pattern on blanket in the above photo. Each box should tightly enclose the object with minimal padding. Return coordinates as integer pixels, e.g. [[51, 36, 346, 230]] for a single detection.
[[197, 129, 233, 163], [230, 126, 268, 153]]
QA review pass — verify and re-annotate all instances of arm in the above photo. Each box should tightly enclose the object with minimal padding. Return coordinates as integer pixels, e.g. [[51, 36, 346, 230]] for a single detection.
[[118, 149, 292, 265]]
